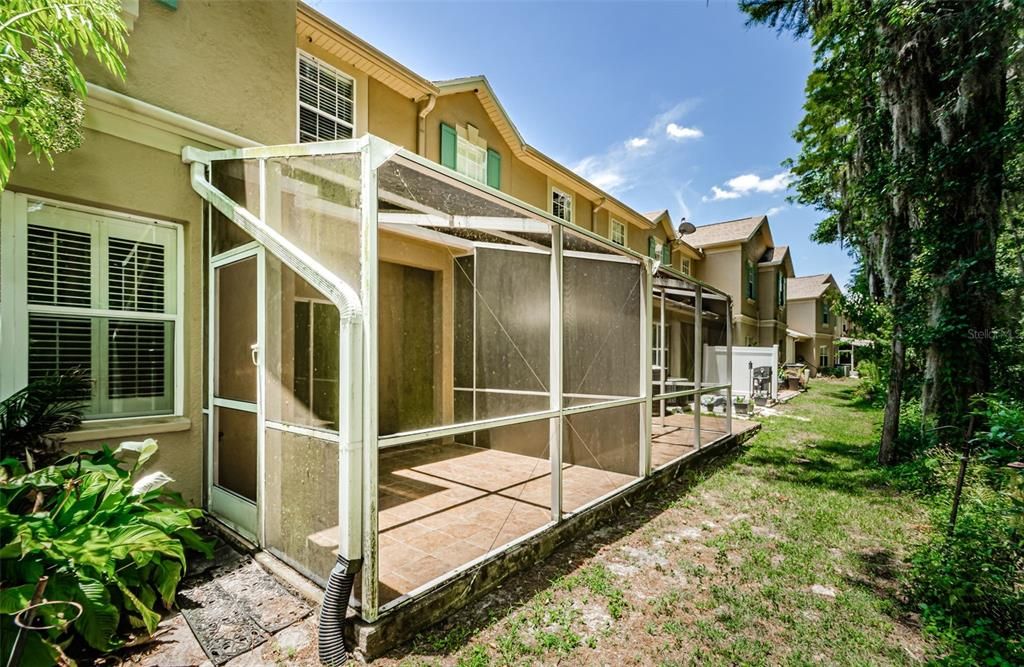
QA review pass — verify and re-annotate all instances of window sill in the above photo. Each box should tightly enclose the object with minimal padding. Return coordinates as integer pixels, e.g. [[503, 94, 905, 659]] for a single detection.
[[63, 416, 192, 444]]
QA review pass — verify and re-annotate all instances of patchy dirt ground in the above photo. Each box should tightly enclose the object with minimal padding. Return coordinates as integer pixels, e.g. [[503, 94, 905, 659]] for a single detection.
[[376, 380, 933, 666]]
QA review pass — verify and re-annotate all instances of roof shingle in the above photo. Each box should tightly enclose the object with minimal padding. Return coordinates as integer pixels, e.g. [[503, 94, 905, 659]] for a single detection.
[[787, 274, 836, 300], [683, 216, 765, 248]]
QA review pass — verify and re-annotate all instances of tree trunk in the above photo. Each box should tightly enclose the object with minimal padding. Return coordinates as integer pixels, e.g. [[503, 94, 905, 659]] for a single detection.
[[878, 323, 905, 465], [919, 7, 1007, 428]]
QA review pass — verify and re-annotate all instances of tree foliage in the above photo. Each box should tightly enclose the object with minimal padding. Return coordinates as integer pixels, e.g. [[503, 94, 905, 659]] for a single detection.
[[0, 0, 128, 188], [743, 0, 1024, 463]]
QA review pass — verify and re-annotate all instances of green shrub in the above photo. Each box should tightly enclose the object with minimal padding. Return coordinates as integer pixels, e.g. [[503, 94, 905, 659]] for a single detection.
[[974, 395, 1024, 466], [0, 370, 89, 468], [0, 439, 212, 664], [853, 360, 885, 404], [896, 394, 1024, 664], [907, 504, 1023, 664]]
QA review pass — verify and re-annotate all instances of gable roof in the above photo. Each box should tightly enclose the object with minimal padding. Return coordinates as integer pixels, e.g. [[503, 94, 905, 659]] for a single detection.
[[787, 273, 839, 300], [759, 244, 795, 277], [435, 75, 656, 231], [643, 210, 702, 260], [759, 244, 788, 264], [684, 216, 767, 249]]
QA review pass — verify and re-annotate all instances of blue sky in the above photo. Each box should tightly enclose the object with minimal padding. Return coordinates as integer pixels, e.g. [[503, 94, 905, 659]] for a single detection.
[[313, 1, 855, 287]]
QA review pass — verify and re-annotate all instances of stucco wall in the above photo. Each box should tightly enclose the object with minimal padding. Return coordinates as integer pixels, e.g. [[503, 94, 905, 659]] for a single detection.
[[695, 249, 741, 312], [789, 300, 816, 336], [427, 92, 547, 207], [8, 129, 205, 505], [367, 79, 418, 152], [84, 0, 297, 145], [3, 1, 307, 506]]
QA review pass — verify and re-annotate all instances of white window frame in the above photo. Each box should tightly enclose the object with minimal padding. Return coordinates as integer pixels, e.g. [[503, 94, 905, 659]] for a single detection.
[[822, 299, 830, 325], [610, 219, 627, 246], [0, 192, 185, 420], [455, 134, 488, 184], [551, 187, 573, 224], [819, 345, 829, 368], [777, 270, 785, 308], [296, 51, 356, 143]]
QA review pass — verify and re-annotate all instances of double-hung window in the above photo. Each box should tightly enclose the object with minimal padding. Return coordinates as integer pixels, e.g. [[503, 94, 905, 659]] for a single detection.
[[610, 219, 626, 246], [777, 270, 785, 307], [822, 300, 830, 325], [746, 260, 756, 300], [552, 188, 573, 223], [819, 345, 829, 368], [4, 197, 181, 419], [456, 135, 487, 184], [298, 52, 355, 142]]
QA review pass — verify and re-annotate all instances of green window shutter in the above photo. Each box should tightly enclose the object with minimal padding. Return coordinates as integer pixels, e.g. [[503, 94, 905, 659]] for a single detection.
[[662, 243, 671, 266], [648, 236, 657, 259], [486, 149, 501, 189], [440, 123, 457, 170]]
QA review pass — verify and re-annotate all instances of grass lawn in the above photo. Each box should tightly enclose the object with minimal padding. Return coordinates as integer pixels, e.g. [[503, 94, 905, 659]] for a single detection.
[[379, 378, 934, 666]]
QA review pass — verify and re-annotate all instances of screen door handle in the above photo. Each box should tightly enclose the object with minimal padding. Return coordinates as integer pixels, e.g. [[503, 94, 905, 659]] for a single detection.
[[250, 343, 259, 367]]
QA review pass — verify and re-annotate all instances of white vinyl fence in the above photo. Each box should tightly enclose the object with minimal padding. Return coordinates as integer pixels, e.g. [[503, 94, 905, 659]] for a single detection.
[[704, 344, 779, 401]]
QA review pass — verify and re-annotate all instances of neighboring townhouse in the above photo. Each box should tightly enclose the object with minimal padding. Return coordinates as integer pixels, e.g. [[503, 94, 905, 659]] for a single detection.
[[786, 273, 842, 375], [756, 244, 795, 360], [683, 215, 793, 356]]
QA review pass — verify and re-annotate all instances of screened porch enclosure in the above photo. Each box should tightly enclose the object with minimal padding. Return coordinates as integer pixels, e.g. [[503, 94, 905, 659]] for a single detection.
[[191, 135, 733, 623]]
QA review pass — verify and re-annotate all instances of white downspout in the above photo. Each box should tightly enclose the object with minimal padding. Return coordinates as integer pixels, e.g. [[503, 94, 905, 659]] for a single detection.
[[417, 93, 437, 156]]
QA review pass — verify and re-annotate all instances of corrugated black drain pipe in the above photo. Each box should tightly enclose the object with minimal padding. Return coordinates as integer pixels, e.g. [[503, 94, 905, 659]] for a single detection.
[[318, 555, 361, 666]]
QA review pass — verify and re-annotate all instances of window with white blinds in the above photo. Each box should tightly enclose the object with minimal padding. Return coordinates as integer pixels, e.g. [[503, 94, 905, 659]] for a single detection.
[[22, 202, 180, 419], [298, 52, 355, 143]]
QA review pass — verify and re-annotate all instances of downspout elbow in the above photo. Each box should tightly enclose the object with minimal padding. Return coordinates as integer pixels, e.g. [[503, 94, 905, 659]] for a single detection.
[[417, 93, 437, 156], [591, 197, 606, 234]]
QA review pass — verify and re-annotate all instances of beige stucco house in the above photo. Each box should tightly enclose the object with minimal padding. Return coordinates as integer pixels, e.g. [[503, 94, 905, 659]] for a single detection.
[[683, 216, 794, 358], [0, 0, 697, 516], [786, 273, 842, 375], [0, 1, 744, 658]]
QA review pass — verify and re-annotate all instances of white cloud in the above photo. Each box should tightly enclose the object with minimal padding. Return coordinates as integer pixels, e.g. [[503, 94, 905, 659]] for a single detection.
[[726, 172, 791, 194], [571, 99, 700, 195], [703, 171, 792, 202], [589, 170, 626, 191], [703, 186, 742, 202], [665, 123, 703, 141], [766, 206, 786, 216], [649, 100, 699, 133]]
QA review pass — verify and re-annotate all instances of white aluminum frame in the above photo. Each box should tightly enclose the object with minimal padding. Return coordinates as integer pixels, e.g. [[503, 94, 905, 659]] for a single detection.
[[182, 134, 733, 624], [207, 245, 264, 541]]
